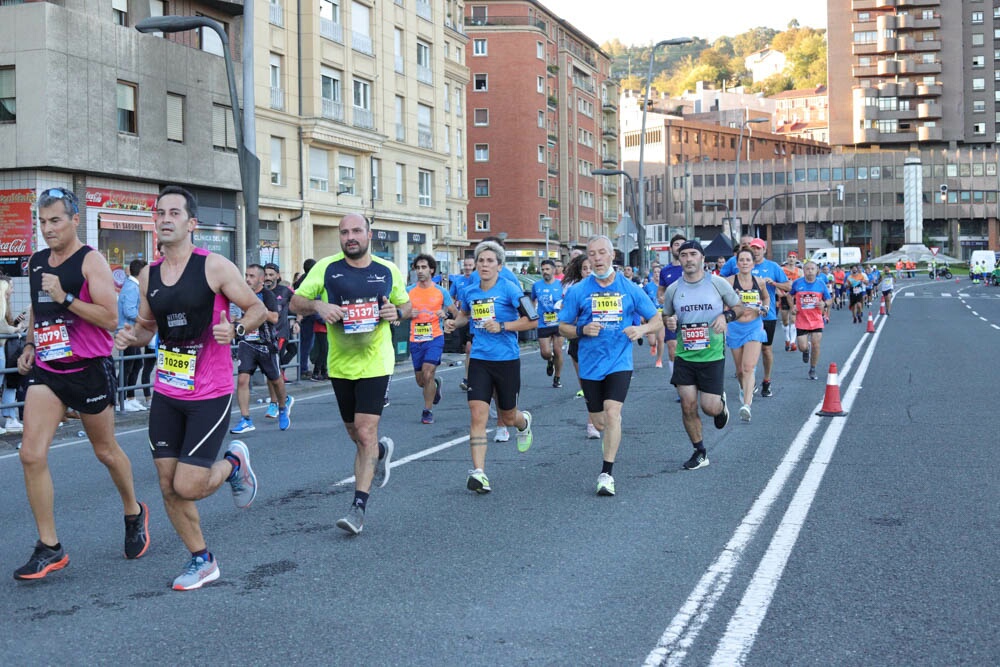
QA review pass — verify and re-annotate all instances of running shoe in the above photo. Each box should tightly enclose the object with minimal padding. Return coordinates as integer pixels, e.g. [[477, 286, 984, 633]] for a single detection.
[[586, 422, 601, 439], [575, 389, 585, 398], [230, 417, 255, 435], [433, 377, 442, 405], [546, 358, 554, 376], [802, 349, 809, 364], [784, 342, 790, 352], [516, 411, 533, 453], [265, 402, 278, 419], [790, 343, 798, 352], [739, 404, 752, 423], [714, 391, 729, 430], [459, 378, 469, 391], [284, 395, 295, 416], [13, 541, 69, 580], [336, 505, 365, 535], [278, 408, 290, 431], [655, 360, 663, 368], [650, 342, 657, 357], [172, 555, 219, 591], [124, 501, 150, 560], [761, 381, 773, 398], [373, 437, 394, 488], [226, 441, 257, 508], [421, 409, 434, 424], [493, 426, 510, 442], [596, 472, 616, 496], [466, 468, 491, 494], [682, 449, 710, 471], [552, 376, 562, 388], [808, 368, 818, 381]]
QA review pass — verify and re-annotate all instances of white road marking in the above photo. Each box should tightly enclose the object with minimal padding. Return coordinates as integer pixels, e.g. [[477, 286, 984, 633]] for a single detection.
[[941, 292, 951, 297], [992, 324, 1000, 330], [972, 311, 979, 316], [709, 313, 884, 665], [903, 293, 914, 297], [643, 319, 879, 666], [981, 317, 988, 322]]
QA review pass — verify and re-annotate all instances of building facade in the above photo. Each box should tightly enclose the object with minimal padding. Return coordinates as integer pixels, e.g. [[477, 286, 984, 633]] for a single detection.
[[772, 85, 830, 144], [464, 0, 616, 267], [0, 0, 243, 308]]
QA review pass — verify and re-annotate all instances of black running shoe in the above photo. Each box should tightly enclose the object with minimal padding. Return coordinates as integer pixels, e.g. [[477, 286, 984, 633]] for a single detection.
[[714, 391, 729, 429], [124, 501, 150, 559], [761, 381, 773, 398], [682, 449, 709, 470], [546, 358, 554, 377], [14, 541, 69, 580], [802, 350, 809, 364]]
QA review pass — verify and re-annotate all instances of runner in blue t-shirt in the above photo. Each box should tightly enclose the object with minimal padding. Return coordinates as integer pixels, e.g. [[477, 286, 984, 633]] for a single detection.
[[449, 258, 476, 392], [531, 259, 565, 388], [558, 236, 662, 497], [657, 234, 688, 385], [444, 241, 535, 494]]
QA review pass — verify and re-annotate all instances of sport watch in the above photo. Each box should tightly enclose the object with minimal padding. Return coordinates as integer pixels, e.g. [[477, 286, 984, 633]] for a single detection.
[[62, 293, 76, 307]]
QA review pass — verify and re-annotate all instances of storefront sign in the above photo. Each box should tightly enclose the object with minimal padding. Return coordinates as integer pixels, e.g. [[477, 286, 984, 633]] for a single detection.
[[407, 232, 426, 245], [194, 228, 234, 260], [85, 188, 158, 212], [374, 229, 400, 242], [0, 189, 35, 261], [98, 213, 154, 232]]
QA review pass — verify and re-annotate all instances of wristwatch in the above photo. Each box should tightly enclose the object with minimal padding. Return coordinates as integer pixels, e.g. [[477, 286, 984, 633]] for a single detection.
[[62, 293, 76, 307], [235, 323, 246, 337]]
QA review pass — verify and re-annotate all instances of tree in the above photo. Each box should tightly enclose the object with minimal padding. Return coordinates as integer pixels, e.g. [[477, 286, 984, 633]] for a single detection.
[[786, 33, 827, 88]]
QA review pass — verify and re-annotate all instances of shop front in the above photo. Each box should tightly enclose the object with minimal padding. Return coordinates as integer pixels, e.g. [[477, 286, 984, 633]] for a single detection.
[[0, 189, 35, 277], [88, 187, 158, 287], [372, 229, 399, 264]]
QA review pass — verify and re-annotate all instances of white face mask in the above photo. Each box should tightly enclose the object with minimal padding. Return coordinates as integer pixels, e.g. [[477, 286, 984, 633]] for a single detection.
[[593, 267, 614, 280]]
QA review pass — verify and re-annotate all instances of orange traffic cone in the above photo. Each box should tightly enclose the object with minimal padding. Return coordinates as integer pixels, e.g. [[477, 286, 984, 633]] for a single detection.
[[866, 311, 875, 333], [879, 296, 886, 315], [816, 363, 847, 417]]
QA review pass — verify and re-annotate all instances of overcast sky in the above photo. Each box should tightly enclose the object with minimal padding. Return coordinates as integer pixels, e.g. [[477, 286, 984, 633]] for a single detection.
[[535, 0, 828, 46]]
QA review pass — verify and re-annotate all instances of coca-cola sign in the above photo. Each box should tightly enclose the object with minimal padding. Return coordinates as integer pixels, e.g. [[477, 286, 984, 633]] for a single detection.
[[0, 189, 35, 257], [85, 188, 158, 211]]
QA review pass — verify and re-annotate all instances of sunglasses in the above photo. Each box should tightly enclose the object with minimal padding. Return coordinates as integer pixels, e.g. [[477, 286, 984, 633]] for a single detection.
[[41, 188, 79, 215]]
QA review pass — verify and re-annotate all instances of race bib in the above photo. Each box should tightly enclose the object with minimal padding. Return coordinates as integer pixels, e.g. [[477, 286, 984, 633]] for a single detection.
[[34, 323, 73, 362], [800, 293, 820, 309], [470, 298, 496, 329], [157, 345, 197, 391], [680, 323, 710, 351], [343, 298, 379, 334], [413, 322, 433, 341], [740, 291, 761, 307], [243, 328, 261, 342], [852, 285, 864, 295], [591, 292, 623, 325], [543, 311, 558, 325]]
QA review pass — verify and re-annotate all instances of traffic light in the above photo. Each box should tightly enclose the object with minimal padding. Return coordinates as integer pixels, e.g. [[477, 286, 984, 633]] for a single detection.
[[939, 184, 948, 202]]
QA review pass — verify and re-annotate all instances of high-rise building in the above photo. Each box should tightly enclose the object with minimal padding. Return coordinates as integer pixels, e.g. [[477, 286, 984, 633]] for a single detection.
[[828, 0, 985, 148], [464, 0, 617, 266], [257, 0, 470, 275]]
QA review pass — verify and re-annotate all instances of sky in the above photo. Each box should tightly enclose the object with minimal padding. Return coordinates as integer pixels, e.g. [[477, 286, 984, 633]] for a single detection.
[[536, 0, 828, 46]]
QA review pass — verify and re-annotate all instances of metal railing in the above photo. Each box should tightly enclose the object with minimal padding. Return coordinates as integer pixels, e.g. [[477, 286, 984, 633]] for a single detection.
[[320, 18, 343, 43], [322, 98, 344, 122]]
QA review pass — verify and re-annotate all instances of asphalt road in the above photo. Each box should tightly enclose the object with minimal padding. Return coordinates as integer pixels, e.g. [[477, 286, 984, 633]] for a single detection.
[[1, 276, 997, 666]]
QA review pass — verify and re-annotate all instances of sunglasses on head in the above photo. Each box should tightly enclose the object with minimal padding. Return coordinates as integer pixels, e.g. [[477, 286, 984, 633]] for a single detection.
[[41, 188, 79, 214]]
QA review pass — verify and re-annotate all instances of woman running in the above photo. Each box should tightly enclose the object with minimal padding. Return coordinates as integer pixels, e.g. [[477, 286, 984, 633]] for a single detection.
[[725, 248, 769, 422]]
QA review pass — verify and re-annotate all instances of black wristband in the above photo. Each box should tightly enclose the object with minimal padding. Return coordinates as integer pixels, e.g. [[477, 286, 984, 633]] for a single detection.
[[724, 309, 736, 323], [576, 324, 586, 338]]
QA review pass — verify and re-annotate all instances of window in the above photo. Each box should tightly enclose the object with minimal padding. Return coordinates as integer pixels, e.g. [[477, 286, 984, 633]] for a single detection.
[[974, 100, 986, 113], [536, 41, 544, 59], [418, 169, 432, 206], [474, 143, 489, 161], [444, 83, 450, 112], [396, 163, 406, 203], [972, 55, 985, 69], [338, 154, 356, 194], [270, 136, 284, 185], [269, 53, 284, 110], [972, 11, 984, 23], [538, 110, 544, 128], [417, 103, 433, 149], [474, 179, 489, 197], [445, 167, 451, 196], [0, 68, 14, 122], [457, 169, 463, 197], [395, 96, 405, 141], [475, 213, 490, 232], [394, 28, 404, 73], [473, 39, 487, 56], [973, 122, 986, 135], [371, 157, 381, 200], [972, 33, 985, 46], [454, 87, 462, 116], [444, 124, 451, 153], [146, 0, 166, 35], [973, 78, 985, 91], [113, 0, 128, 25], [537, 145, 544, 163], [537, 76, 544, 93], [320, 0, 343, 42], [474, 108, 488, 125], [455, 128, 462, 157], [321, 66, 343, 121], [351, 2, 373, 55], [212, 104, 237, 151], [116, 81, 137, 134], [417, 40, 432, 84], [199, 18, 226, 56], [474, 74, 488, 91], [353, 78, 373, 128], [166, 93, 184, 143], [309, 147, 329, 191]]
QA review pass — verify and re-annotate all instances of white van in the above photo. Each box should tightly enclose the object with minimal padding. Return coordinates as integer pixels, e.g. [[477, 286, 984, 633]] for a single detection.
[[968, 250, 998, 271], [810, 247, 862, 266]]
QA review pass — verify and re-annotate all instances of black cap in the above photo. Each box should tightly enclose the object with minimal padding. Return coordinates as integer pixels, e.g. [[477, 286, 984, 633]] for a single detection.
[[678, 240, 704, 255]]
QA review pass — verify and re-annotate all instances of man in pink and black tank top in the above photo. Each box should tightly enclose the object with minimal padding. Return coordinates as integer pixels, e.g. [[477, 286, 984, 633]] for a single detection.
[[114, 185, 267, 591], [13, 187, 150, 581]]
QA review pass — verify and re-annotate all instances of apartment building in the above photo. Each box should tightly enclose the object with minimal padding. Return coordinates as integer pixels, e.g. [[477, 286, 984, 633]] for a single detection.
[[464, 0, 616, 266], [258, 0, 470, 275], [828, 0, 987, 148], [0, 0, 242, 292], [772, 85, 829, 144]]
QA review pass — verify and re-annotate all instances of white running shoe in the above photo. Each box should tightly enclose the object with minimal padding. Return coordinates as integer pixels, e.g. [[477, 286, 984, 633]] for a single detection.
[[739, 404, 752, 422], [586, 423, 601, 439], [493, 426, 510, 442]]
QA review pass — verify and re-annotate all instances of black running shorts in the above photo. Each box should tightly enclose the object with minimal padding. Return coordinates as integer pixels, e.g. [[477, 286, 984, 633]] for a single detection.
[[467, 358, 520, 411], [581, 370, 632, 414], [148, 392, 233, 468], [237, 341, 280, 381], [671, 357, 725, 397], [330, 375, 390, 422], [27, 356, 117, 414]]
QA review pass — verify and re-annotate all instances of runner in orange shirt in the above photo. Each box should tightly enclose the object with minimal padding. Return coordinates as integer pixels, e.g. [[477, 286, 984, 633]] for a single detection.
[[407, 254, 459, 424]]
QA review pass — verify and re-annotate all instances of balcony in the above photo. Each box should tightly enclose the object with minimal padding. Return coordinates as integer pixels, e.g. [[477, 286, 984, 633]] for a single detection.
[[417, 65, 433, 85], [602, 124, 616, 137], [352, 106, 374, 129], [876, 14, 896, 30], [896, 13, 940, 29], [918, 125, 943, 141], [898, 0, 940, 6], [270, 87, 284, 111], [320, 18, 343, 43], [853, 65, 877, 77], [601, 152, 617, 165], [466, 15, 549, 32], [876, 37, 897, 53], [914, 40, 941, 52], [352, 31, 373, 55], [896, 36, 917, 52], [913, 60, 942, 74], [857, 104, 880, 119], [444, 17, 466, 36], [915, 82, 942, 96], [895, 81, 916, 96], [877, 60, 899, 75], [602, 99, 617, 111], [917, 101, 942, 118], [854, 128, 880, 143], [268, 1, 283, 27], [875, 0, 897, 7], [322, 98, 344, 122], [852, 42, 877, 55]]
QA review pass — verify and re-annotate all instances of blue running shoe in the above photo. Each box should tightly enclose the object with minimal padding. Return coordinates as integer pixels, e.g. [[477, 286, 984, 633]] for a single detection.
[[226, 441, 257, 508], [278, 408, 290, 431], [264, 402, 278, 419], [230, 417, 255, 435], [172, 555, 220, 591], [284, 394, 295, 416]]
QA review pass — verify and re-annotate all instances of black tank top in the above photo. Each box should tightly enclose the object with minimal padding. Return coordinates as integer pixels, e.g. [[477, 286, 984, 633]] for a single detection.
[[733, 274, 764, 309], [29, 246, 90, 321], [147, 251, 216, 346]]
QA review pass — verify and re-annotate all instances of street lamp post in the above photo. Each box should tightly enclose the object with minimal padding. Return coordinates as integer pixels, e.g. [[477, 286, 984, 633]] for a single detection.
[[136, 16, 260, 266], [540, 215, 552, 261], [592, 168, 638, 265], [732, 116, 767, 242], [637, 37, 692, 277]]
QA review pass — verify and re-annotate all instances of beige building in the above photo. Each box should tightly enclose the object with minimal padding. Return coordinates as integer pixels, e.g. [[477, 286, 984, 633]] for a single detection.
[[257, 0, 470, 276]]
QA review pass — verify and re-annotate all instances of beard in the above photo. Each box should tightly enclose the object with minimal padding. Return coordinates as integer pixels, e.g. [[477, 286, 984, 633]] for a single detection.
[[342, 239, 368, 259]]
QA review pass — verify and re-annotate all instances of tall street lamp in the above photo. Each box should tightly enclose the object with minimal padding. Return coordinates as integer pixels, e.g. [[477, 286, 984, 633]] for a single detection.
[[592, 168, 638, 265], [637, 37, 693, 276], [731, 116, 767, 242], [136, 16, 260, 266], [540, 215, 553, 261]]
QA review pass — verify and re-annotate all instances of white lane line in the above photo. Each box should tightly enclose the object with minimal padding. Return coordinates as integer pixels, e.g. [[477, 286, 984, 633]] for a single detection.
[[331, 433, 472, 486], [709, 310, 884, 665], [903, 293, 914, 297], [981, 317, 989, 322], [992, 324, 1000, 330], [643, 318, 878, 667], [942, 292, 952, 297], [972, 311, 980, 316]]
